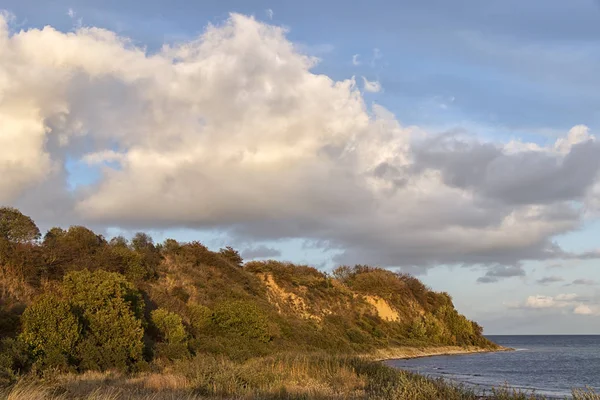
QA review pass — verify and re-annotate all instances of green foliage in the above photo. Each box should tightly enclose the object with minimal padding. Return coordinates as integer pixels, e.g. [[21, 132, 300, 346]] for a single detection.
[[161, 238, 181, 255], [245, 260, 330, 289], [62, 270, 145, 370], [41, 225, 108, 278], [407, 318, 427, 340], [62, 269, 145, 320], [188, 304, 213, 334], [0, 338, 31, 385], [150, 308, 191, 361], [0, 207, 40, 243], [212, 301, 273, 343], [77, 302, 145, 370], [423, 314, 446, 343], [19, 294, 81, 367], [151, 309, 186, 344], [219, 246, 243, 267], [19, 270, 146, 371]]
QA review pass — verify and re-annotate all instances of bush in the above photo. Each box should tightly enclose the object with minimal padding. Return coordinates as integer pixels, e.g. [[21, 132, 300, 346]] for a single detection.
[[19, 294, 81, 368], [151, 309, 186, 344], [76, 301, 145, 370], [150, 308, 190, 361], [19, 270, 146, 371], [188, 304, 212, 334], [63, 270, 145, 370], [62, 269, 145, 321], [212, 301, 273, 343], [407, 318, 427, 340], [0, 338, 31, 385]]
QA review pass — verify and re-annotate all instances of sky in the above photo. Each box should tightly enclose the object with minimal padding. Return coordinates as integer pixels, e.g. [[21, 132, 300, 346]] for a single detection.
[[2, 0, 600, 334]]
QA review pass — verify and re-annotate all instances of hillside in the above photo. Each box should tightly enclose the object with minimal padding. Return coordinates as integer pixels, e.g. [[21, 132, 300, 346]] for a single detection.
[[0, 207, 498, 398]]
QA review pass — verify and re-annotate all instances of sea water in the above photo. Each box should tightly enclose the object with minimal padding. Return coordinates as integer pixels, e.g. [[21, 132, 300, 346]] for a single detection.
[[385, 335, 600, 399]]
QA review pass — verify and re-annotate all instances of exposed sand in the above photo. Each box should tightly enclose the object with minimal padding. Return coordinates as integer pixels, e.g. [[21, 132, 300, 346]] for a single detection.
[[364, 295, 401, 322], [369, 345, 513, 361]]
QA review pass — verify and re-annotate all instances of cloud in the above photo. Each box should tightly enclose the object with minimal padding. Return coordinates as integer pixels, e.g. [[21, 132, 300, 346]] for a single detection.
[[522, 293, 578, 309], [573, 303, 600, 316], [477, 265, 525, 283], [571, 279, 597, 286], [1, 12, 600, 272], [512, 293, 600, 316], [477, 264, 525, 283], [537, 276, 564, 285], [370, 47, 382, 66], [352, 54, 360, 66], [241, 245, 281, 260], [412, 126, 600, 206], [265, 9, 274, 20], [66, 8, 82, 28], [362, 77, 382, 93]]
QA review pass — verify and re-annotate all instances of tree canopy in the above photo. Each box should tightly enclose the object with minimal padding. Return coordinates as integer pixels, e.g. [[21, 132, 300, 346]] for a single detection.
[[0, 207, 40, 243]]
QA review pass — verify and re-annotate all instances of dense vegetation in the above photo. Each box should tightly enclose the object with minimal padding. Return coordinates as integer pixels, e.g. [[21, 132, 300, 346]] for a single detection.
[[5, 206, 579, 399]]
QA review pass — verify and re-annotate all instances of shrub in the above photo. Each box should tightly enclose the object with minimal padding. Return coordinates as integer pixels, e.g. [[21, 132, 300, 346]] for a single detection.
[[76, 301, 145, 370], [62, 269, 145, 321], [63, 270, 145, 370], [19, 294, 81, 368], [188, 304, 212, 334], [212, 301, 273, 343], [151, 309, 186, 344], [171, 286, 190, 303], [407, 318, 427, 340], [0, 338, 31, 385]]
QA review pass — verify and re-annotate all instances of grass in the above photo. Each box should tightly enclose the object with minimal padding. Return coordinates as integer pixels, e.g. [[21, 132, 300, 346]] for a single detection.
[[1, 353, 599, 400]]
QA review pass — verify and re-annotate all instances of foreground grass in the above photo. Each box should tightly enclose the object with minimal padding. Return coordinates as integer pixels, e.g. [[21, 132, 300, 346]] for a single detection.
[[1, 353, 598, 400]]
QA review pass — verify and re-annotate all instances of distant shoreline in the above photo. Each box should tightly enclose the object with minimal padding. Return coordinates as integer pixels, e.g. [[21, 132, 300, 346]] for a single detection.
[[371, 345, 514, 361]]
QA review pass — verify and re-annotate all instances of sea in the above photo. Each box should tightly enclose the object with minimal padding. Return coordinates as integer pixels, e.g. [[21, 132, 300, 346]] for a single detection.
[[385, 335, 600, 399]]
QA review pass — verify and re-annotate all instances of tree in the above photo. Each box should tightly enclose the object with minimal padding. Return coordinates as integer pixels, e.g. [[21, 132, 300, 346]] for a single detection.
[[62, 269, 145, 321], [188, 304, 212, 334], [151, 308, 189, 360], [0, 207, 40, 243], [129, 232, 161, 280], [19, 294, 81, 368], [219, 246, 243, 267], [151, 309, 186, 344], [62, 270, 145, 370]]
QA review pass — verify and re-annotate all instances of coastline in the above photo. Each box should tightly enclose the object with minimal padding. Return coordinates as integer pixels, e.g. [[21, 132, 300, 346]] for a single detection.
[[370, 345, 513, 361]]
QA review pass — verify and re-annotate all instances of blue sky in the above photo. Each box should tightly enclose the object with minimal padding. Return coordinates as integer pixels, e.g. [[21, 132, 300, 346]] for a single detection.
[[3, 0, 600, 333]]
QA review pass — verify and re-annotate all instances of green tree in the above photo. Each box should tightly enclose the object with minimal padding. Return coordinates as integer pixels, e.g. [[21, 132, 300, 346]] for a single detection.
[[188, 304, 212, 334], [129, 232, 161, 280], [219, 246, 243, 267], [151, 309, 189, 360], [62, 270, 145, 370], [0, 207, 40, 243], [19, 294, 81, 368], [62, 269, 145, 320], [151, 309, 186, 344], [407, 318, 427, 340]]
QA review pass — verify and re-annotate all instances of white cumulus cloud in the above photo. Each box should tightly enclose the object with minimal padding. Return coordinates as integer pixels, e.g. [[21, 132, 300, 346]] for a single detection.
[[1, 12, 600, 271], [362, 77, 381, 93]]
